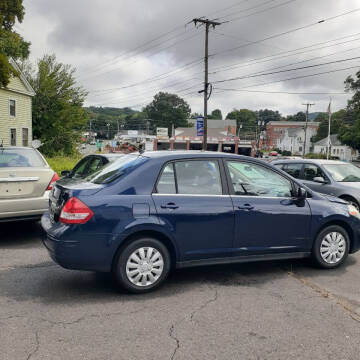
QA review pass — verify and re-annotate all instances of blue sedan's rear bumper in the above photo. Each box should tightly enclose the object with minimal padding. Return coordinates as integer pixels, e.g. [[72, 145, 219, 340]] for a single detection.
[[41, 213, 112, 272]]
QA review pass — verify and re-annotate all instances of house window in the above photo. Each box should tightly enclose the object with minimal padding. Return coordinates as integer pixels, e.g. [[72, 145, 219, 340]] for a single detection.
[[22, 128, 29, 147], [9, 99, 16, 117], [10, 129, 16, 146]]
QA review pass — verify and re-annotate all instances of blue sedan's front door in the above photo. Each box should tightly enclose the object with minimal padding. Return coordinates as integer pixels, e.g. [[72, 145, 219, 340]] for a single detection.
[[225, 160, 312, 255], [152, 159, 234, 261]]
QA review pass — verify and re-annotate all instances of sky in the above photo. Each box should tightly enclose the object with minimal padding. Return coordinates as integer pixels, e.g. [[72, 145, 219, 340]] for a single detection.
[[16, 0, 360, 117]]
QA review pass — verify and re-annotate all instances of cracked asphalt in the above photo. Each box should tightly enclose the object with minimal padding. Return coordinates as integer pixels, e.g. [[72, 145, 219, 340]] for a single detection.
[[1, 222, 360, 360]]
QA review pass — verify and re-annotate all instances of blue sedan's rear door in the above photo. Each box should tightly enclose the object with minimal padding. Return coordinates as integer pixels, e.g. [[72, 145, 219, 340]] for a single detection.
[[152, 159, 234, 261]]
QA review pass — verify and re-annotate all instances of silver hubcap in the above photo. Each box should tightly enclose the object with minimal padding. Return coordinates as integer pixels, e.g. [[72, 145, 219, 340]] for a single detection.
[[126, 247, 164, 287], [320, 232, 346, 264]]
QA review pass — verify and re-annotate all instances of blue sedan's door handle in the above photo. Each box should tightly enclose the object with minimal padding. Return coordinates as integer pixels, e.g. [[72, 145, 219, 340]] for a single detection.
[[238, 204, 254, 210], [161, 202, 179, 209]]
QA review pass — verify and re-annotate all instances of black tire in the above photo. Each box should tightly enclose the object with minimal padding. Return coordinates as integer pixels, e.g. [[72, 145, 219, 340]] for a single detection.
[[312, 225, 350, 269], [113, 237, 171, 294]]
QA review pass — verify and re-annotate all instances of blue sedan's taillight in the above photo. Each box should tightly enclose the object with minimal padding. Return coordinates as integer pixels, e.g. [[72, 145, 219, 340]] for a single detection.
[[59, 197, 94, 224]]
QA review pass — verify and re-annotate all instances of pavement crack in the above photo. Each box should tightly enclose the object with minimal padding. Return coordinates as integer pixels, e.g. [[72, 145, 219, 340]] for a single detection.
[[26, 330, 40, 360], [40, 307, 146, 328], [287, 270, 360, 323], [190, 288, 218, 322], [167, 287, 219, 360], [169, 323, 180, 360]]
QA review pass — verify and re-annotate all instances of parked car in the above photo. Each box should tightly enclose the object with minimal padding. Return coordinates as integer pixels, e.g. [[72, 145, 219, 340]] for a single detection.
[[272, 159, 360, 210], [60, 153, 124, 179], [41, 151, 360, 293], [0, 146, 59, 222]]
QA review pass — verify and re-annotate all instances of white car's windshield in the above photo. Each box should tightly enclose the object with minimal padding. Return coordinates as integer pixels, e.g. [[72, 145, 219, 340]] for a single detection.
[[323, 163, 360, 182]]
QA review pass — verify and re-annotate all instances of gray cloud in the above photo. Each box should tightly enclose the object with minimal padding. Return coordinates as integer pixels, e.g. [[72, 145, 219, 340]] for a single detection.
[[21, 0, 360, 116]]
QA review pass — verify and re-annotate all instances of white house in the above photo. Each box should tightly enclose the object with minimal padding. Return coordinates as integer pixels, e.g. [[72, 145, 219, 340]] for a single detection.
[[314, 134, 358, 161], [276, 126, 318, 155]]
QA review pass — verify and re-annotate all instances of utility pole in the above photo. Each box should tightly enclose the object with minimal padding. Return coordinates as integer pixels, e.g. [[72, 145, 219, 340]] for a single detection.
[[193, 18, 221, 151], [302, 103, 315, 158]]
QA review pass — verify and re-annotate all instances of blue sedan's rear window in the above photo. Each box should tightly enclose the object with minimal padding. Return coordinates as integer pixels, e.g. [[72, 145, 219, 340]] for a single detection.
[[86, 154, 148, 184]]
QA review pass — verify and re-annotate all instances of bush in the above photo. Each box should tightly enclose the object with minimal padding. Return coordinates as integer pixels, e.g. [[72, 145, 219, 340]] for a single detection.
[[304, 153, 327, 159], [46, 155, 82, 175]]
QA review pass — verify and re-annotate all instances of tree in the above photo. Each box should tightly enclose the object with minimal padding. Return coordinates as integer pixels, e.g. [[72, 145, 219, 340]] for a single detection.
[[144, 92, 191, 135], [286, 111, 306, 122], [0, 0, 30, 87], [311, 111, 343, 143], [208, 109, 222, 120], [226, 109, 256, 133], [256, 109, 281, 124], [339, 70, 360, 150], [27, 54, 89, 156]]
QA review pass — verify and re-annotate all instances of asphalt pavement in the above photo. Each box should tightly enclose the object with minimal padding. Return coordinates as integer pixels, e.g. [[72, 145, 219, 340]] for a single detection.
[[1, 222, 360, 360]]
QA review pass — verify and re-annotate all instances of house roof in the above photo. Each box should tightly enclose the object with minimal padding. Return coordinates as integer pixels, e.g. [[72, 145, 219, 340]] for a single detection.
[[267, 121, 319, 126], [6, 58, 35, 96], [175, 127, 234, 138], [314, 134, 342, 146], [188, 119, 236, 128]]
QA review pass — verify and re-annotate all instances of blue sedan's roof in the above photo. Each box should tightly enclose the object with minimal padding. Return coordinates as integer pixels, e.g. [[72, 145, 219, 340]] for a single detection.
[[142, 150, 251, 161]]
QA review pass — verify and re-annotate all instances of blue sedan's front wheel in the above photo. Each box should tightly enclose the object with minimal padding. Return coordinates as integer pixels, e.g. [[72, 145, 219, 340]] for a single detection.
[[312, 225, 350, 269], [113, 237, 171, 293]]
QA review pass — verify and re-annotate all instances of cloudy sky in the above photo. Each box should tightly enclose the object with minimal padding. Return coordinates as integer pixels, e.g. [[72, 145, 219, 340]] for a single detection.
[[17, 0, 360, 117]]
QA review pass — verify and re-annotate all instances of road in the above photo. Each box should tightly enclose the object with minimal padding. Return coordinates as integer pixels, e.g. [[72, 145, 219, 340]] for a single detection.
[[1, 222, 360, 360]]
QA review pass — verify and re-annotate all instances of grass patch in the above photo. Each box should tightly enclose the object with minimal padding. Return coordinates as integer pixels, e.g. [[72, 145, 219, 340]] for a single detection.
[[46, 155, 82, 175]]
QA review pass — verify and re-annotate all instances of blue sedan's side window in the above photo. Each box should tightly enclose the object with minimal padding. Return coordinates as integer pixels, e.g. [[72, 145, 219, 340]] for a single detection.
[[157, 163, 176, 194], [175, 160, 222, 195], [227, 161, 293, 198]]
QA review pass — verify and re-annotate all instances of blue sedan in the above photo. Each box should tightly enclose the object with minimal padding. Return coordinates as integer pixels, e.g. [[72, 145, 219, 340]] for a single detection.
[[41, 151, 360, 293]]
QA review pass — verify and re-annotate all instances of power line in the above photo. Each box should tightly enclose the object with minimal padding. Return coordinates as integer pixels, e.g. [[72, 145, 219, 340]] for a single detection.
[[214, 88, 348, 95], [209, 32, 360, 74], [210, 7, 360, 57], [221, 65, 359, 89], [220, 0, 298, 23], [213, 55, 360, 84]]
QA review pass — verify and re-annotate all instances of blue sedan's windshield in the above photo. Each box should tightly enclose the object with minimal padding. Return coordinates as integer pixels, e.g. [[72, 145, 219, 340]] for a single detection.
[[323, 163, 360, 182], [86, 154, 148, 184]]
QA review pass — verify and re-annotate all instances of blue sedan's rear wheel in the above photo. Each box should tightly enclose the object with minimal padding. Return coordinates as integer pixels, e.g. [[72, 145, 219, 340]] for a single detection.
[[113, 237, 171, 293], [312, 225, 349, 269]]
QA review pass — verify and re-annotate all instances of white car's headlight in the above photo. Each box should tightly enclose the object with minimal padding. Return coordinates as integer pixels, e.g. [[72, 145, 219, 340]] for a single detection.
[[348, 204, 360, 219]]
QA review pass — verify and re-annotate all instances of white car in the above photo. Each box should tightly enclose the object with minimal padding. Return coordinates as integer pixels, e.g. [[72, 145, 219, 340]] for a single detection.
[[0, 147, 59, 222]]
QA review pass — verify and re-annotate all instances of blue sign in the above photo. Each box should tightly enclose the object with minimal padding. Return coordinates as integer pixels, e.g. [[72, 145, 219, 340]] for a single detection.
[[196, 117, 204, 136]]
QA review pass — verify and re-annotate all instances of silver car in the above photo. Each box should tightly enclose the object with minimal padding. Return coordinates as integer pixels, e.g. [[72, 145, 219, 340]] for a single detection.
[[273, 159, 360, 210], [0, 147, 58, 222]]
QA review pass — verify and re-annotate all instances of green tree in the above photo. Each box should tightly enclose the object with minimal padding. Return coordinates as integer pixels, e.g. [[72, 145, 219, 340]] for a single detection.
[[208, 109, 222, 120], [256, 109, 281, 124], [312, 111, 344, 143], [27, 54, 88, 156], [286, 111, 306, 122], [339, 70, 360, 150], [144, 92, 191, 135], [226, 109, 256, 133], [0, 0, 30, 87]]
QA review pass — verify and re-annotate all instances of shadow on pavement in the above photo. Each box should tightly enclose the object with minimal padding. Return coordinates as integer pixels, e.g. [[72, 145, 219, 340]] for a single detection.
[[0, 221, 43, 248], [1, 254, 357, 305]]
